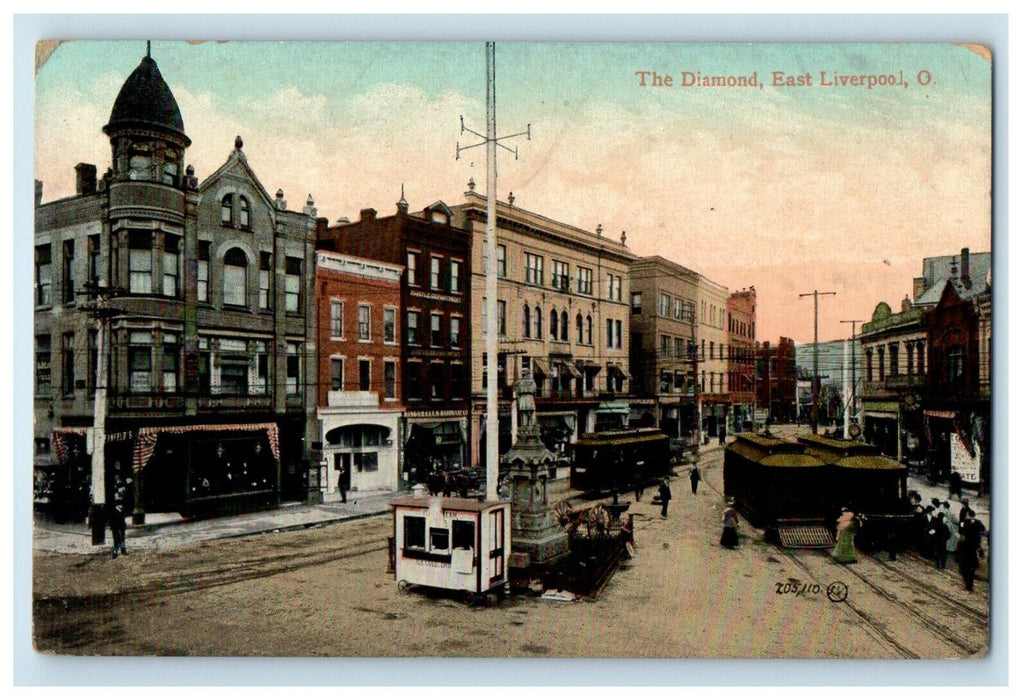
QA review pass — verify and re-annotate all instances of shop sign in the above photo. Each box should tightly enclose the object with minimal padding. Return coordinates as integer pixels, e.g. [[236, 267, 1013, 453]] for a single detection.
[[950, 434, 981, 484]]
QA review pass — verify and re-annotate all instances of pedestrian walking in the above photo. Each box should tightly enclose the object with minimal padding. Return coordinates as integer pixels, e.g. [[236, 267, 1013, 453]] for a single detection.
[[959, 497, 971, 524], [943, 501, 959, 559], [948, 470, 963, 500], [689, 466, 701, 495], [831, 506, 858, 564], [720, 499, 739, 549], [337, 469, 347, 503], [634, 480, 644, 502], [658, 478, 671, 518], [957, 510, 987, 592], [108, 478, 128, 559]]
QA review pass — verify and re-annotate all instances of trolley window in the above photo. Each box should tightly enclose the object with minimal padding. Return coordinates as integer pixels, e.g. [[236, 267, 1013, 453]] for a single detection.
[[403, 516, 426, 549], [430, 527, 450, 552]]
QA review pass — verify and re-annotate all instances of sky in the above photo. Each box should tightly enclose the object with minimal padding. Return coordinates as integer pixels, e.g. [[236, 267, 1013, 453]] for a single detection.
[[34, 40, 992, 344]]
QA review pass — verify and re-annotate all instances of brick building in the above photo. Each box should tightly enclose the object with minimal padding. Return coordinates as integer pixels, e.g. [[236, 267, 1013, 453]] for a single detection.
[[727, 287, 757, 432], [318, 196, 471, 483], [314, 250, 404, 497], [755, 337, 797, 425]]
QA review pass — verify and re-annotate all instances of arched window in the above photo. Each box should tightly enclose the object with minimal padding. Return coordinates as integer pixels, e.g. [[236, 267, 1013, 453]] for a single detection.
[[523, 304, 531, 338], [549, 309, 558, 340], [533, 306, 542, 339], [576, 313, 583, 344], [223, 248, 248, 307], [221, 195, 234, 226], [560, 311, 569, 341], [586, 315, 593, 345], [239, 197, 251, 229]]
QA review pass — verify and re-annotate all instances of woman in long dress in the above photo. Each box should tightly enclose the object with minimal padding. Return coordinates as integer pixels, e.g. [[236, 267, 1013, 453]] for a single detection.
[[720, 501, 739, 549], [832, 507, 858, 564]]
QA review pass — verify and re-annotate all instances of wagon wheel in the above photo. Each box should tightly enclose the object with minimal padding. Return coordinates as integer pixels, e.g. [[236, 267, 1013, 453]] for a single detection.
[[397, 580, 411, 593], [554, 500, 573, 526]]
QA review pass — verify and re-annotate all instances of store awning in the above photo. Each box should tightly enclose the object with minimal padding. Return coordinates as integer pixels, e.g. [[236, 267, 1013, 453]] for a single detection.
[[558, 361, 581, 379], [50, 427, 136, 465], [607, 364, 626, 380], [132, 423, 280, 473], [532, 358, 550, 376], [579, 360, 602, 375], [924, 409, 957, 419]]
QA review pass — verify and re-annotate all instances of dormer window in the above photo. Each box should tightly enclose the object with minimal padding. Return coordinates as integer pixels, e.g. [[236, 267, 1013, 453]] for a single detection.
[[129, 151, 151, 181], [240, 197, 251, 229], [221, 195, 233, 226]]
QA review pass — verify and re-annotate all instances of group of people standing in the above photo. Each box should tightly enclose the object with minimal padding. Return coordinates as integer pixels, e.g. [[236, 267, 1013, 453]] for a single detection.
[[914, 494, 987, 591]]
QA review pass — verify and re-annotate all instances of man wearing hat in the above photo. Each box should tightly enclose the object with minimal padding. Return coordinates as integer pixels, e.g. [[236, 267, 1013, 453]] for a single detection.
[[959, 497, 972, 524], [957, 510, 987, 592]]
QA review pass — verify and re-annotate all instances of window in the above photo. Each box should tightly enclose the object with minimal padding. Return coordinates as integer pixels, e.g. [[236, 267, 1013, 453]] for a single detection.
[[586, 315, 593, 345], [407, 311, 420, 346], [674, 298, 684, 321], [330, 300, 344, 339], [659, 294, 670, 317], [533, 306, 542, 339], [661, 335, 671, 357], [384, 360, 396, 400], [946, 347, 966, 383], [551, 260, 570, 290], [916, 342, 925, 375], [430, 313, 443, 347], [197, 337, 211, 394], [407, 251, 420, 286], [675, 337, 685, 359], [330, 358, 343, 391], [631, 292, 642, 315], [129, 149, 151, 181], [866, 349, 873, 381], [163, 235, 180, 297], [686, 301, 696, 325], [407, 361, 422, 399], [549, 309, 558, 340], [128, 231, 152, 294], [161, 333, 179, 392], [218, 338, 248, 395], [496, 245, 506, 278], [286, 342, 301, 395], [484, 299, 507, 337], [525, 253, 544, 286], [430, 527, 449, 551], [88, 235, 101, 287], [450, 260, 461, 293], [239, 196, 250, 229], [384, 308, 397, 344], [403, 516, 426, 549], [254, 341, 269, 395], [890, 344, 900, 376], [607, 274, 622, 301], [221, 195, 233, 225], [452, 520, 475, 550], [223, 248, 247, 306], [576, 313, 584, 344], [197, 242, 210, 303], [128, 331, 151, 393], [577, 267, 593, 295], [259, 252, 271, 310], [62, 241, 75, 304], [606, 319, 622, 349], [523, 305, 531, 338], [62, 332, 75, 396], [451, 363, 466, 399], [162, 161, 177, 186], [358, 305, 371, 341], [359, 359, 371, 391], [430, 257, 442, 290], [906, 343, 914, 375], [430, 363, 445, 400], [451, 317, 461, 348], [355, 452, 378, 472], [560, 311, 569, 341], [285, 256, 302, 312], [877, 346, 885, 381]]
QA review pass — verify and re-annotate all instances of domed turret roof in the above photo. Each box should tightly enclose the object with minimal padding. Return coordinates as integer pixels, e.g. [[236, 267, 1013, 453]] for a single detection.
[[103, 54, 188, 142]]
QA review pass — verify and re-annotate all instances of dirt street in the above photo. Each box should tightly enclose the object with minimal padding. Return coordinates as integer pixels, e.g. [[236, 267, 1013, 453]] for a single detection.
[[33, 448, 989, 658]]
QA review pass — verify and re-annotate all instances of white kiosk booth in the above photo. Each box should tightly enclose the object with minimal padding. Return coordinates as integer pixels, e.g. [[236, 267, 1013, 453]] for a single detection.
[[390, 495, 511, 597]]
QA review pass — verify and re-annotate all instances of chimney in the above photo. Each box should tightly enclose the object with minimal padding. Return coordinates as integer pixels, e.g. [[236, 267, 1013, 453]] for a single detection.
[[901, 295, 911, 312], [360, 208, 377, 222], [912, 277, 926, 301], [75, 163, 97, 196], [34, 180, 42, 208], [960, 247, 971, 288]]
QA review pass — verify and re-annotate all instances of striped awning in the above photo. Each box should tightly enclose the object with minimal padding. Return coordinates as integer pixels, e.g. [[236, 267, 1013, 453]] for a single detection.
[[132, 423, 280, 472]]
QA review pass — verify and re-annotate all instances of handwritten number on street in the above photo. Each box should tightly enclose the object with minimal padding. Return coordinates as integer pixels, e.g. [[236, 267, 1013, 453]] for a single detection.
[[775, 581, 849, 602]]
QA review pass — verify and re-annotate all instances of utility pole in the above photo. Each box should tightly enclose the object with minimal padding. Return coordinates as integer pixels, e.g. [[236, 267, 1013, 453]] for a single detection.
[[457, 42, 530, 499], [79, 281, 123, 544], [840, 319, 863, 440], [799, 289, 835, 434]]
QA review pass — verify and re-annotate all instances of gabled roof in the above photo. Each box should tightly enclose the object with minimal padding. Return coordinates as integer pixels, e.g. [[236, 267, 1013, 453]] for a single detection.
[[197, 142, 277, 211]]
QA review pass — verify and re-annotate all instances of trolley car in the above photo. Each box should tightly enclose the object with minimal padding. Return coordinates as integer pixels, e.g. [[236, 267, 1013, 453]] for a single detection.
[[571, 428, 671, 494]]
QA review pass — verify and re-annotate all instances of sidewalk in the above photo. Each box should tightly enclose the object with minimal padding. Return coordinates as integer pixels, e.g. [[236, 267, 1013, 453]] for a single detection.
[[32, 489, 403, 555]]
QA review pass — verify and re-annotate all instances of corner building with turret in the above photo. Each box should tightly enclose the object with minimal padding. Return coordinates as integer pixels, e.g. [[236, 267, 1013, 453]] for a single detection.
[[33, 50, 320, 521]]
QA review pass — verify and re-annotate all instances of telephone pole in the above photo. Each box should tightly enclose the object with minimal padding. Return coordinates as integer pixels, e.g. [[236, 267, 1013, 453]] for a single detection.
[[840, 319, 863, 439], [799, 289, 835, 434], [457, 42, 530, 498]]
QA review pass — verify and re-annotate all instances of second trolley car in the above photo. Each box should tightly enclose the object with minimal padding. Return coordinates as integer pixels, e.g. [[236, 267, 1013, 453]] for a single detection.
[[571, 428, 671, 494]]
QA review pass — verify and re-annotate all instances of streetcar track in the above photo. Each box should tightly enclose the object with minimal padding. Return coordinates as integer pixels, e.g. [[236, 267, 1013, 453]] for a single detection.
[[864, 555, 989, 626]]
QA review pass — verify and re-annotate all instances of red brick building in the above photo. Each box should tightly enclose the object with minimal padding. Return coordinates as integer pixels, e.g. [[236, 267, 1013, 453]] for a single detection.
[[318, 197, 471, 483], [755, 337, 797, 425], [727, 287, 757, 431], [314, 250, 404, 497]]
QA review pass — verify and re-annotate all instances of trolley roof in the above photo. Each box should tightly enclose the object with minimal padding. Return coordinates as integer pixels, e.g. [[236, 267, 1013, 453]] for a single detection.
[[727, 434, 823, 468], [576, 429, 668, 447]]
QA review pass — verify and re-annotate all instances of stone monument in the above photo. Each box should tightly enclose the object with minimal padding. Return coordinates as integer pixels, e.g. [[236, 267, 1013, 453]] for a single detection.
[[501, 369, 570, 566]]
